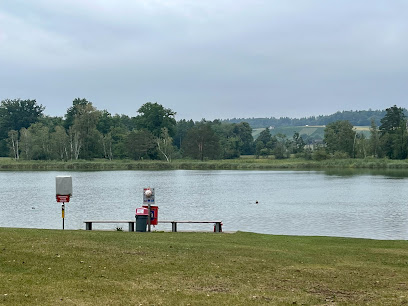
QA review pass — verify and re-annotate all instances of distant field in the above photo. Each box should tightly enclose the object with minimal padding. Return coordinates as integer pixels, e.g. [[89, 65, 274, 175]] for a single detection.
[[252, 126, 371, 141]]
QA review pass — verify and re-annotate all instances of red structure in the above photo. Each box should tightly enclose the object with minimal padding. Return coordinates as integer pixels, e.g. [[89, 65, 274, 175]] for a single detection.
[[143, 205, 158, 225]]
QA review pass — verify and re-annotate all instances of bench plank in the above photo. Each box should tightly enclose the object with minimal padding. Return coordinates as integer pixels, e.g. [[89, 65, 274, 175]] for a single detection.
[[159, 221, 222, 223], [159, 221, 222, 232], [84, 221, 134, 223], [84, 220, 222, 232], [84, 221, 135, 232]]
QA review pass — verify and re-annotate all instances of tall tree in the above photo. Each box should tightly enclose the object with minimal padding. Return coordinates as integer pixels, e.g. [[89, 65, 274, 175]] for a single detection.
[[135, 102, 176, 137], [26, 123, 51, 160], [182, 123, 221, 161], [50, 126, 69, 161], [257, 128, 272, 145], [273, 134, 289, 159], [0, 99, 44, 142], [125, 130, 156, 160], [97, 110, 113, 135], [109, 126, 129, 159], [255, 128, 276, 158], [64, 98, 91, 130], [156, 128, 177, 162], [292, 132, 305, 154], [19, 128, 32, 160], [379, 105, 407, 159], [369, 119, 380, 157], [233, 122, 254, 155], [324, 120, 356, 157], [211, 121, 240, 159], [174, 119, 195, 149], [7, 130, 19, 159], [379, 105, 405, 135], [69, 102, 102, 159]]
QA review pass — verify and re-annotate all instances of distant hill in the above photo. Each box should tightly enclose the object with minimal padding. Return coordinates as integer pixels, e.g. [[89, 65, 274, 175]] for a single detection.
[[252, 126, 371, 143], [223, 109, 408, 129]]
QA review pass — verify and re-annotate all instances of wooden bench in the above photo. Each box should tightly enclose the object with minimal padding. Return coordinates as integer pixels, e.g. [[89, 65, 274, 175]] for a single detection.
[[84, 220, 223, 233], [84, 221, 135, 232], [159, 221, 223, 232]]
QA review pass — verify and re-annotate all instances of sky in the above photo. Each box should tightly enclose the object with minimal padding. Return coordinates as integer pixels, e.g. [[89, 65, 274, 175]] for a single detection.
[[0, 1, 407, 121]]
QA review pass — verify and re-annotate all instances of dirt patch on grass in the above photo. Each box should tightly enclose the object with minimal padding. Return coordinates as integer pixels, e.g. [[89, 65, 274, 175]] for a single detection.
[[307, 286, 376, 304], [186, 284, 232, 294]]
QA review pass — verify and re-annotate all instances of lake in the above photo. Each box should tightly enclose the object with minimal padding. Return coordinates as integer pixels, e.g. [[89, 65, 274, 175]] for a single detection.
[[1, 170, 408, 240]]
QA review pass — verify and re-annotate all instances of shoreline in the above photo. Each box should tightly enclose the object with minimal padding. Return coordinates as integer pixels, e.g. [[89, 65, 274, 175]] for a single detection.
[[2, 157, 408, 171]]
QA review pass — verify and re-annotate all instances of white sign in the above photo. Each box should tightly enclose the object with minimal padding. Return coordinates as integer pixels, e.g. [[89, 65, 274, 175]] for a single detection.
[[143, 188, 155, 204], [56, 176, 73, 196]]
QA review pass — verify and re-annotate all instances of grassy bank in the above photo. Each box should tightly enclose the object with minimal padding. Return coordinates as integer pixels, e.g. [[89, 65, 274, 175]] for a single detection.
[[3, 157, 408, 171], [0, 228, 407, 305]]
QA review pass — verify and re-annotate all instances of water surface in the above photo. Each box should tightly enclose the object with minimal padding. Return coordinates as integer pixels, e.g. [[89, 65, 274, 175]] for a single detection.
[[1, 170, 407, 240]]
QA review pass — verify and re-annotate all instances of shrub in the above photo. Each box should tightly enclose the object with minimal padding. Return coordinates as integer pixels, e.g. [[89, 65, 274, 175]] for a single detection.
[[332, 152, 350, 159], [312, 149, 328, 161]]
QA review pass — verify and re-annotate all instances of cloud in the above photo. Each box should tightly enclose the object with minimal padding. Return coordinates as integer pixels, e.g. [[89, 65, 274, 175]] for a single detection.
[[0, 0, 407, 120]]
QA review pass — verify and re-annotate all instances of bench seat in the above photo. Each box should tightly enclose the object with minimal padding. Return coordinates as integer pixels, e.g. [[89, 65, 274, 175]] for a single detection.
[[84, 221, 135, 231], [159, 221, 223, 232], [84, 220, 223, 232]]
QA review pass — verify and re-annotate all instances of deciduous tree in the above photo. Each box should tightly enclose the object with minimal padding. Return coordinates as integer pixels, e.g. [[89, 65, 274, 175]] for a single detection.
[[7, 130, 19, 159], [182, 123, 221, 160], [135, 102, 176, 138], [156, 128, 176, 162], [324, 120, 356, 157], [379, 105, 407, 159], [0, 99, 44, 144], [126, 130, 156, 160]]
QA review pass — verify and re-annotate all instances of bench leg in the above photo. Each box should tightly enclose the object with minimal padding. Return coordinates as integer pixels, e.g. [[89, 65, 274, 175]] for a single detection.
[[128, 222, 135, 232], [172, 222, 177, 232], [215, 222, 222, 233], [86, 222, 92, 230]]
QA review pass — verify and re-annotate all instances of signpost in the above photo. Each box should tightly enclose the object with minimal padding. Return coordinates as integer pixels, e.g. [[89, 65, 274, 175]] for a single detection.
[[56, 176, 73, 230], [143, 188, 155, 232], [62, 203, 65, 229], [56, 195, 70, 230]]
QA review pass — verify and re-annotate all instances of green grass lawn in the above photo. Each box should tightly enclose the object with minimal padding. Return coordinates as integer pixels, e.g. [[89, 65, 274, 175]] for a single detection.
[[1, 228, 407, 305]]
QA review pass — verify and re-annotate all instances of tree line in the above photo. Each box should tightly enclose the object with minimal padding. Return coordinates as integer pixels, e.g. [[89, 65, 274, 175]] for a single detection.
[[224, 109, 408, 128], [253, 105, 408, 160], [1, 99, 407, 161], [319, 105, 408, 160], [0, 98, 258, 161]]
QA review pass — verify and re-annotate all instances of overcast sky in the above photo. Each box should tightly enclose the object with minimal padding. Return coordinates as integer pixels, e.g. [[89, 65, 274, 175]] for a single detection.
[[0, 1, 407, 121]]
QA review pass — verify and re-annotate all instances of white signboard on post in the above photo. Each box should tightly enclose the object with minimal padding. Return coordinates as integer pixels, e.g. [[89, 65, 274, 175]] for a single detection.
[[143, 188, 155, 204], [56, 176, 73, 196]]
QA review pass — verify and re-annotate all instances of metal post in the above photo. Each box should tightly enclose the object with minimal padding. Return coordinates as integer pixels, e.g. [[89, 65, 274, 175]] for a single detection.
[[62, 203, 65, 230], [147, 202, 151, 232]]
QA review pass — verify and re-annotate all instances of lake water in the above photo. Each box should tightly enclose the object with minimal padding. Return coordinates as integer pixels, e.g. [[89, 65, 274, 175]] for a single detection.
[[1, 170, 408, 240]]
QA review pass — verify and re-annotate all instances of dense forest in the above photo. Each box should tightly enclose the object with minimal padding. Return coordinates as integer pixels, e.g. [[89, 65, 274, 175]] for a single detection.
[[0, 98, 407, 161], [223, 109, 408, 128]]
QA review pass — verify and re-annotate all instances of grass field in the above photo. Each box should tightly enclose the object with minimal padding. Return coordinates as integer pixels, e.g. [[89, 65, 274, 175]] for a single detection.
[[1, 228, 407, 305]]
